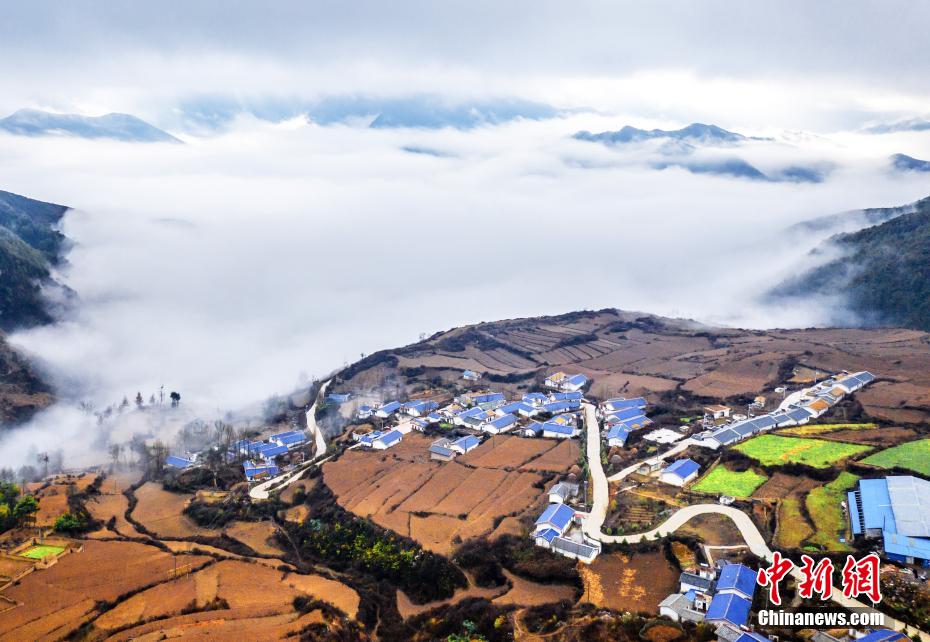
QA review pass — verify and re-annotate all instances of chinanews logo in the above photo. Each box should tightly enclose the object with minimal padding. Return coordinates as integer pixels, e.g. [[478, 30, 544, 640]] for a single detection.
[[754, 552, 887, 628]]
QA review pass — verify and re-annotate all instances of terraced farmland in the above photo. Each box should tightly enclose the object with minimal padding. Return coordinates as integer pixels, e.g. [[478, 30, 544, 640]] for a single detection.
[[692, 466, 767, 498], [733, 434, 871, 468], [860, 438, 930, 475]]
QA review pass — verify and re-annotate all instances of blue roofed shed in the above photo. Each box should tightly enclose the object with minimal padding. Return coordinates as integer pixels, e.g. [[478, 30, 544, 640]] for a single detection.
[[705, 593, 751, 627], [715, 563, 756, 599]]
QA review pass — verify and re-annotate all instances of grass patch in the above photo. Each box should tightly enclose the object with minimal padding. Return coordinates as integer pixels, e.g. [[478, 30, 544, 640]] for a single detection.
[[21, 544, 65, 559], [779, 423, 877, 437], [692, 466, 767, 498], [775, 498, 813, 549], [861, 438, 930, 476], [734, 434, 870, 468], [805, 472, 859, 552]]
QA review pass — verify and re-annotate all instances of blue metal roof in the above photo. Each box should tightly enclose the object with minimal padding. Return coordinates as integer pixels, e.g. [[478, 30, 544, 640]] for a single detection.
[[550, 391, 583, 401], [378, 401, 401, 413], [609, 407, 646, 422], [565, 374, 588, 386], [429, 444, 454, 457], [524, 422, 544, 434], [535, 503, 575, 531], [523, 392, 548, 403], [474, 392, 505, 404], [452, 435, 480, 451], [463, 369, 479, 377], [501, 401, 535, 414], [542, 422, 575, 435], [705, 593, 751, 626], [663, 458, 700, 479], [786, 407, 812, 422], [488, 413, 518, 429], [856, 631, 907, 642], [535, 527, 559, 543], [542, 401, 577, 413], [858, 478, 896, 531], [376, 430, 403, 446], [271, 429, 305, 441], [359, 430, 384, 445], [716, 563, 756, 598], [256, 443, 289, 459], [711, 428, 742, 445], [735, 633, 771, 642], [166, 455, 195, 468], [327, 393, 351, 403], [882, 530, 930, 561], [605, 424, 631, 443], [752, 415, 777, 429], [605, 397, 646, 410], [243, 461, 279, 479]]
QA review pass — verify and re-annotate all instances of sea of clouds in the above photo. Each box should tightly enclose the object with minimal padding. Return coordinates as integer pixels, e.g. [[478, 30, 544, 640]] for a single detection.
[[2, 112, 930, 466]]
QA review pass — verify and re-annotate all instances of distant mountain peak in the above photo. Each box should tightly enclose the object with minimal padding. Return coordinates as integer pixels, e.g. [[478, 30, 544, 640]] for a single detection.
[[890, 153, 930, 173], [573, 122, 749, 146], [0, 108, 180, 143]]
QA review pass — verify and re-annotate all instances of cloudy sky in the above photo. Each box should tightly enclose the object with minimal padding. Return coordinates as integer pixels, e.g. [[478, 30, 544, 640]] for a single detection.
[[2, 2, 930, 465], [2, 1, 930, 130]]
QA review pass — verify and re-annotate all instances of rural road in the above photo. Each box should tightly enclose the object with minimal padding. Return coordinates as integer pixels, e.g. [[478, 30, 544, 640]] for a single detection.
[[250, 380, 331, 501], [581, 403, 608, 542], [581, 401, 929, 640], [307, 379, 331, 457]]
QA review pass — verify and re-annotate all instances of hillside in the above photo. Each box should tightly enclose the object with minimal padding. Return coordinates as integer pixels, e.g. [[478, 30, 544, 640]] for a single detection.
[[775, 195, 930, 332], [0, 190, 69, 330], [332, 308, 930, 425], [0, 108, 179, 143], [0, 189, 70, 425]]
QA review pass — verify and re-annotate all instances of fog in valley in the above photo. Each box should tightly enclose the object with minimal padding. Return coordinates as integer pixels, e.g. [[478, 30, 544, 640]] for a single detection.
[[2, 1, 930, 467]]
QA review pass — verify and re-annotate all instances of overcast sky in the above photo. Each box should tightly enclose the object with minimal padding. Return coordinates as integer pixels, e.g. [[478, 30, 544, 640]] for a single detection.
[[2, 1, 930, 131]]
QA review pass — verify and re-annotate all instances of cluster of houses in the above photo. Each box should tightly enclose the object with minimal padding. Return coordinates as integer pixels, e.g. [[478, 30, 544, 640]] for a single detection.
[[598, 396, 652, 447], [352, 373, 594, 454], [659, 561, 761, 638], [234, 430, 308, 481], [695, 371, 875, 450], [531, 480, 601, 563]]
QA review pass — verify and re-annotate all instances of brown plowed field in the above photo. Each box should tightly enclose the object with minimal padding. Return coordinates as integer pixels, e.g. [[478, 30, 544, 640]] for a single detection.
[[324, 434, 557, 554], [578, 551, 678, 614], [133, 482, 219, 538], [459, 436, 555, 469], [0, 540, 211, 640], [95, 560, 358, 639]]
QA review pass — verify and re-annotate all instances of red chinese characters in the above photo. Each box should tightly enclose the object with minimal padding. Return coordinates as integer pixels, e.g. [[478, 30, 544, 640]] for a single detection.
[[841, 553, 882, 603], [798, 555, 833, 600], [756, 551, 794, 605]]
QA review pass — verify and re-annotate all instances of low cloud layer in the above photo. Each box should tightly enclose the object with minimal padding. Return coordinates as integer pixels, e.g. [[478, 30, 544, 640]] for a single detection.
[[2, 115, 930, 466]]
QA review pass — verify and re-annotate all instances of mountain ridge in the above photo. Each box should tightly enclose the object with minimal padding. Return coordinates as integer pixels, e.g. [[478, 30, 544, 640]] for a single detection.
[[772, 194, 930, 331], [0, 108, 180, 143]]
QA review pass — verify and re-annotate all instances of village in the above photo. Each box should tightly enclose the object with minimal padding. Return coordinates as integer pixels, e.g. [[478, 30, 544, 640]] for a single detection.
[[3, 338, 930, 642], [315, 362, 930, 641]]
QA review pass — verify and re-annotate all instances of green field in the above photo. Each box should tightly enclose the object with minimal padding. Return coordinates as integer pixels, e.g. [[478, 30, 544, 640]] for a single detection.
[[692, 466, 768, 498], [779, 423, 876, 437], [861, 438, 930, 476], [776, 497, 813, 549], [733, 434, 871, 468], [21, 544, 65, 559], [805, 472, 859, 552]]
